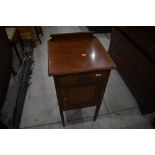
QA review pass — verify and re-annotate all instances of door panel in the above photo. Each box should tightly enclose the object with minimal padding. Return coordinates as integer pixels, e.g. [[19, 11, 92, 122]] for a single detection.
[[62, 83, 97, 110], [56, 71, 110, 110]]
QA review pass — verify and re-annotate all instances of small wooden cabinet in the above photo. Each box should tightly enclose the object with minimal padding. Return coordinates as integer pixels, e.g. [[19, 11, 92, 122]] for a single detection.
[[48, 32, 116, 126]]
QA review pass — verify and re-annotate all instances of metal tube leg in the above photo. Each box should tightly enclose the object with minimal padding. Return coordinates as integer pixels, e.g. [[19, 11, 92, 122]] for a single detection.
[[39, 26, 43, 36], [17, 32, 24, 51], [37, 34, 41, 44], [12, 43, 22, 65], [11, 66, 17, 76]]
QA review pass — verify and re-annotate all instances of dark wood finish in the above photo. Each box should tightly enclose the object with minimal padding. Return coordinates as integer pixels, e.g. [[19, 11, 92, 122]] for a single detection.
[[16, 26, 36, 46], [48, 32, 116, 76], [0, 27, 12, 111], [17, 26, 43, 46], [54, 70, 110, 110], [48, 32, 116, 126], [50, 32, 94, 40], [118, 27, 155, 63], [109, 27, 155, 114]]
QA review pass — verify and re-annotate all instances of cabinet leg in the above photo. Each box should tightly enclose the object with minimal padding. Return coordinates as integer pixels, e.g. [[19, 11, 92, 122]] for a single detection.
[[94, 104, 101, 121], [59, 109, 65, 127]]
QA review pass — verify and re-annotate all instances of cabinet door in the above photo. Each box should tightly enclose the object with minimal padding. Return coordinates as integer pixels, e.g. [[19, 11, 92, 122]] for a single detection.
[[55, 71, 110, 110]]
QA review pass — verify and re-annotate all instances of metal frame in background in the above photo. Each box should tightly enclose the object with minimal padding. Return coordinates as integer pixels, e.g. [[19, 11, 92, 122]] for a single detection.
[[13, 48, 33, 129]]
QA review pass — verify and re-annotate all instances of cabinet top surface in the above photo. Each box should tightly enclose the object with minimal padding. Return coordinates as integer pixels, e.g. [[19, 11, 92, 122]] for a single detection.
[[48, 32, 116, 76]]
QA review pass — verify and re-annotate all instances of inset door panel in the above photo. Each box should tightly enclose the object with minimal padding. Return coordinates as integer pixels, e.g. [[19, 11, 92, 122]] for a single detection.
[[61, 83, 97, 110], [55, 71, 110, 110]]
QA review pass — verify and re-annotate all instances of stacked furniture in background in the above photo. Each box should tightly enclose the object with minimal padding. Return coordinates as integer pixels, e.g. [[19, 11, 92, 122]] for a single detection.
[[5, 27, 24, 75], [16, 26, 43, 47], [109, 27, 155, 114], [0, 27, 34, 128]]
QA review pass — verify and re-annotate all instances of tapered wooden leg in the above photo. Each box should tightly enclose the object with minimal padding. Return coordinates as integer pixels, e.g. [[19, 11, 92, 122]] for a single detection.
[[53, 77, 65, 127], [94, 104, 101, 121], [59, 109, 65, 127]]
